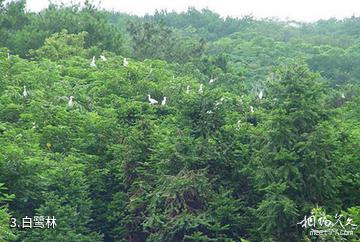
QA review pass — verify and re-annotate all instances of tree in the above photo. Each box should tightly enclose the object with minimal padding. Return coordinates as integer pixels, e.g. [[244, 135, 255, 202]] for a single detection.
[[0, 183, 16, 241], [29, 30, 89, 61], [253, 62, 343, 241], [22, 156, 103, 242], [127, 20, 205, 63]]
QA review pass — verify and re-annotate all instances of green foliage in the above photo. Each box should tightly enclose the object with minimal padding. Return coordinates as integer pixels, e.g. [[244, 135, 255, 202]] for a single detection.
[[29, 30, 89, 61], [0, 1, 124, 57], [127, 20, 205, 62], [0, 183, 16, 241], [252, 62, 347, 241], [21, 157, 103, 241], [0, 2, 359, 242]]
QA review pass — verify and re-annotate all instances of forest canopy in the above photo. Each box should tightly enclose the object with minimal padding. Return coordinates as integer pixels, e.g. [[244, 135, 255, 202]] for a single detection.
[[0, 1, 359, 241]]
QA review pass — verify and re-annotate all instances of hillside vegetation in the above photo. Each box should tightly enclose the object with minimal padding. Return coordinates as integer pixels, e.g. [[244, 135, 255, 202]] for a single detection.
[[0, 1, 359, 241]]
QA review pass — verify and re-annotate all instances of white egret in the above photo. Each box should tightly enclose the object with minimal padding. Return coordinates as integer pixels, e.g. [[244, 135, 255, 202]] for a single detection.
[[90, 56, 96, 67], [100, 55, 107, 61], [68, 96, 74, 108], [32, 122, 37, 129], [148, 94, 158, 105], [161, 97, 167, 105], [199, 84, 204, 94], [123, 58, 129, 67], [206, 110, 214, 114], [236, 120, 241, 130], [239, 95, 244, 104], [250, 106, 254, 113], [7, 53, 10, 60], [258, 90, 264, 99], [215, 97, 225, 108], [186, 85, 190, 94], [209, 78, 215, 84], [22, 86, 28, 98], [341, 93, 345, 99]]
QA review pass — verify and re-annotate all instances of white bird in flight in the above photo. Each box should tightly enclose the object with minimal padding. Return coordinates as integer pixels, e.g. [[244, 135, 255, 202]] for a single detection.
[[90, 56, 96, 67], [148, 94, 158, 105], [123, 58, 129, 67], [22, 85, 28, 98], [186, 85, 190, 94], [161, 97, 167, 105], [199, 84, 204, 94], [100, 55, 107, 61]]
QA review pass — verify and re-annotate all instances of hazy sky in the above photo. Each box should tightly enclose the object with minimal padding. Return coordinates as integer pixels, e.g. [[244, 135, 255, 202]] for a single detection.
[[25, 0, 360, 22]]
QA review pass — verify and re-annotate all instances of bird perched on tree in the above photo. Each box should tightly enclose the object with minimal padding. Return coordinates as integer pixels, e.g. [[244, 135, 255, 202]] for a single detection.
[[148, 94, 158, 105], [100, 55, 107, 61], [161, 97, 167, 105], [215, 97, 225, 108], [236, 120, 241, 130], [7, 52, 10, 60], [199, 84, 204, 94], [250, 106, 254, 113], [123, 58, 129, 67], [239, 95, 244, 104], [209, 78, 215, 84], [341, 93, 345, 99], [22, 85, 28, 98], [186, 85, 190, 94], [68, 96, 74, 108], [258, 90, 264, 100], [90, 56, 96, 67]]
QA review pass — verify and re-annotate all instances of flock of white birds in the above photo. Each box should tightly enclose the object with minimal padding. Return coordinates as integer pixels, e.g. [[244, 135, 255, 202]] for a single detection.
[[8, 51, 348, 131], [87, 55, 223, 107], [17, 53, 265, 112], [23, 59, 261, 117], [14, 53, 271, 129]]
